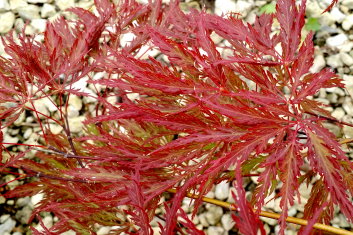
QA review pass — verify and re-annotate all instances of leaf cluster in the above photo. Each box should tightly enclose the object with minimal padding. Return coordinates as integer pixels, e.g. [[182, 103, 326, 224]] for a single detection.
[[0, 0, 352, 234]]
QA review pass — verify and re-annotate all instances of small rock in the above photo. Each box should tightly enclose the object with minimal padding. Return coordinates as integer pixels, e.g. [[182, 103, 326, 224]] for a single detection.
[[33, 99, 50, 117], [205, 205, 223, 225], [3, 134, 19, 148], [16, 197, 30, 207], [34, 216, 53, 231], [30, 19, 47, 33], [18, 4, 40, 20], [221, 213, 235, 231], [340, 52, 353, 66], [330, 7, 346, 23], [55, 0, 75, 10], [15, 206, 32, 224], [28, 0, 51, 3], [215, 0, 236, 15], [310, 54, 326, 73], [9, 0, 27, 11], [0, 0, 10, 12], [41, 3, 56, 18], [343, 125, 353, 138], [215, 181, 229, 200], [31, 193, 43, 207], [342, 0, 353, 9], [0, 215, 10, 223], [326, 34, 348, 48], [68, 116, 86, 133], [342, 15, 353, 31], [97, 226, 111, 235], [198, 213, 209, 227], [48, 124, 63, 135], [326, 54, 343, 68], [331, 107, 345, 120], [0, 12, 15, 33], [68, 95, 83, 111], [207, 226, 224, 235], [0, 196, 5, 204], [0, 218, 16, 234]]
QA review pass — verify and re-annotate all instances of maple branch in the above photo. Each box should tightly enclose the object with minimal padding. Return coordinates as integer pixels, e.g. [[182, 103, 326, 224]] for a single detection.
[[167, 188, 353, 235]]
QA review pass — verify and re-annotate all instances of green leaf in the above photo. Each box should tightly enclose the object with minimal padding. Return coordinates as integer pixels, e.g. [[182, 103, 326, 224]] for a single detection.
[[305, 17, 321, 31], [259, 3, 276, 14]]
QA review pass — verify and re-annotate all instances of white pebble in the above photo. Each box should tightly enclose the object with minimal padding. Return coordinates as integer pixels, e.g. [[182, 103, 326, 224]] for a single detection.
[[326, 34, 348, 48], [41, 3, 56, 18], [215, 181, 230, 200], [55, 0, 75, 10], [221, 213, 235, 231], [340, 52, 353, 66], [0, 12, 15, 33], [18, 4, 40, 20], [0, 0, 10, 11]]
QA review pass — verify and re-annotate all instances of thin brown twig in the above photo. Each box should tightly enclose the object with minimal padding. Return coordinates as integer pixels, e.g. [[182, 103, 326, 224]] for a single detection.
[[167, 188, 353, 235]]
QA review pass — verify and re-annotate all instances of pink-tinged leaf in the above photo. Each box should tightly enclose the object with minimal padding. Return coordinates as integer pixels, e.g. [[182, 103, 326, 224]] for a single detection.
[[322, 0, 338, 13], [125, 170, 154, 235], [302, 179, 334, 225], [291, 32, 314, 86], [150, 130, 242, 154], [277, 138, 303, 234], [177, 209, 206, 235], [276, 0, 306, 61], [295, 69, 343, 102], [300, 201, 329, 235], [65, 165, 125, 182], [232, 162, 265, 235], [202, 96, 286, 125], [305, 125, 353, 222], [4, 182, 45, 198]]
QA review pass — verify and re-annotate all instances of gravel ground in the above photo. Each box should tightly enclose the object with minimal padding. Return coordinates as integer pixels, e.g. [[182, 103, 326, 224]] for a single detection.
[[1, 0, 353, 234]]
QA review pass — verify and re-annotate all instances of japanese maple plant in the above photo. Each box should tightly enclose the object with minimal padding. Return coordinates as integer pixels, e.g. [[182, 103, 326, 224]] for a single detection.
[[0, 0, 352, 234]]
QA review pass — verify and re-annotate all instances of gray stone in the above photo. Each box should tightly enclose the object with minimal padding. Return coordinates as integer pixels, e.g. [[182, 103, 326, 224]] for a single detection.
[[343, 125, 353, 138], [342, 0, 353, 9], [205, 205, 223, 225], [326, 34, 348, 48], [0, 196, 5, 204], [0, 12, 15, 33], [198, 213, 209, 227], [31, 193, 43, 207], [342, 15, 353, 31], [215, 181, 229, 200], [0, 218, 16, 234], [330, 7, 346, 23], [207, 226, 225, 235], [331, 107, 345, 120], [340, 52, 353, 66], [18, 4, 40, 20], [55, 0, 75, 11], [30, 18, 47, 33], [16, 197, 30, 207], [0, 0, 10, 11], [326, 54, 343, 68], [221, 213, 235, 231], [343, 97, 353, 116], [68, 116, 86, 133], [15, 206, 32, 224], [41, 3, 56, 18], [310, 54, 326, 73], [0, 215, 10, 223], [215, 0, 236, 15], [28, 0, 52, 3], [9, 0, 27, 11], [343, 75, 353, 99]]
